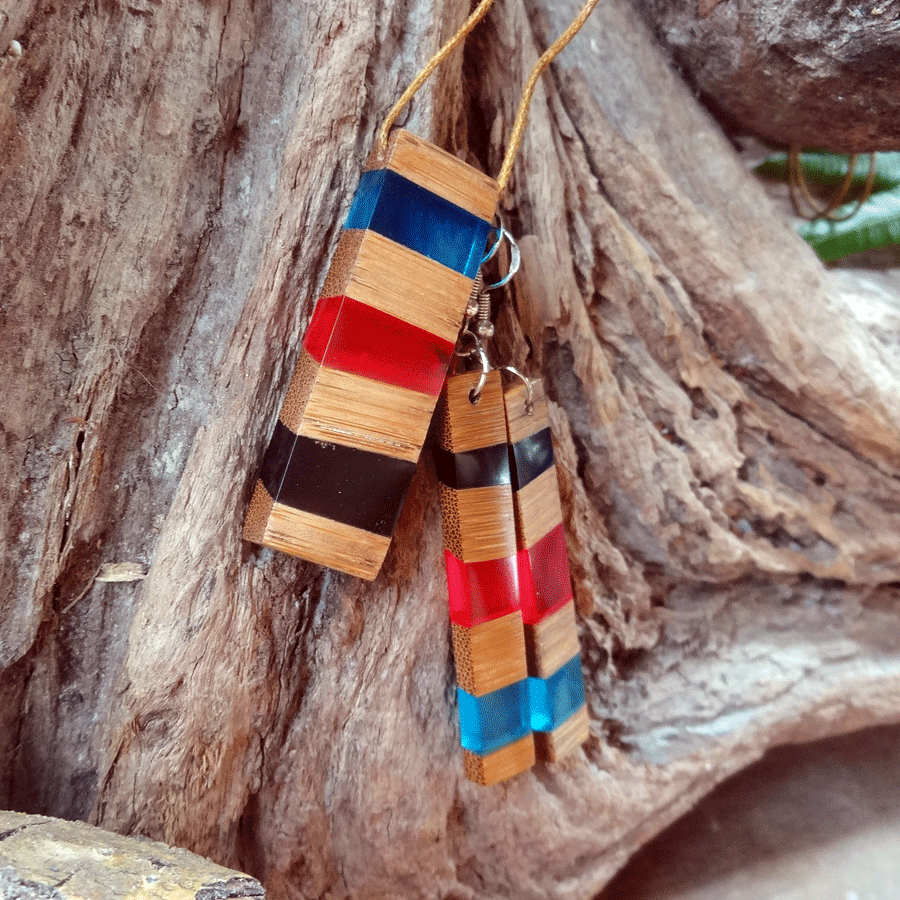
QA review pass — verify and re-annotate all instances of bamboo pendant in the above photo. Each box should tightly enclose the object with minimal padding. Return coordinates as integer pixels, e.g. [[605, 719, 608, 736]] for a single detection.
[[436, 369, 535, 785], [503, 378, 589, 762], [244, 131, 500, 580]]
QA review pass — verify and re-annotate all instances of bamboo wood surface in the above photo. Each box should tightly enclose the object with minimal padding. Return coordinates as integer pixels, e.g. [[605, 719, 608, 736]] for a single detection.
[[514, 465, 565, 550], [534, 705, 591, 763], [264, 502, 391, 578], [438, 372, 509, 453], [278, 348, 320, 431], [439, 483, 517, 562], [524, 601, 581, 680], [463, 734, 536, 787], [367, 130, 500, 221], [322, 229, 474, 343], [299, 366, 434, 462], [451, 612, 529, 696], [243, 481, 277, 546], [504, 380, 549, 445]]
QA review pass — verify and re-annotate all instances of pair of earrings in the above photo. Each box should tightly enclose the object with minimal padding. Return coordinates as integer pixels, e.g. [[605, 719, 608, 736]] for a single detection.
[[436, 254, 588, 786], [244, 0, 602, 785]]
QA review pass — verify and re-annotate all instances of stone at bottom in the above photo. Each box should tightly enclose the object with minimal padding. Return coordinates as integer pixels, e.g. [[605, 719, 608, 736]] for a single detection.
[[0, 810, 264, 899]]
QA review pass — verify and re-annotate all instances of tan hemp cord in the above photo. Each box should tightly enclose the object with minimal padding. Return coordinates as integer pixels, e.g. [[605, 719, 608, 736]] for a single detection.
[[377, 0, 602, 192]]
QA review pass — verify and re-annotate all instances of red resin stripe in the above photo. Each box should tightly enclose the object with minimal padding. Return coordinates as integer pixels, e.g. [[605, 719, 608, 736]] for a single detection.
[[518, 523, 573, 625], [445, 550, 520, 627], [304, 294, 454, 396]]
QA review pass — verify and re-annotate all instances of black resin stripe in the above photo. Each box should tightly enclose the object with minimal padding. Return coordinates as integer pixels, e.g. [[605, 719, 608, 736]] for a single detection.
[[510, 427, 555, 491], [433, 442, 511, 490], [260, 421, 417, 536]]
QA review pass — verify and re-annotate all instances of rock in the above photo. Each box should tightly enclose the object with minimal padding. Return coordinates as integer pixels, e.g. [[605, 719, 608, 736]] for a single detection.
[[0, 812, 264, 900], [634, 0, 900, 151]]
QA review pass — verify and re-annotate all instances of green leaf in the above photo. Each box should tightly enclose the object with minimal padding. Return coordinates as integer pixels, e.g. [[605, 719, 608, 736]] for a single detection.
[[755, 151, 900, 192], [798, 188, 900, 261]]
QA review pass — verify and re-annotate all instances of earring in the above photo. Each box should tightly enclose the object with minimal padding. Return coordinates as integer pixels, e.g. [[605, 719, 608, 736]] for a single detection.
[[502, 375, 589, 762], [435, 352, 535, 786], [436, 232, 588, 785]]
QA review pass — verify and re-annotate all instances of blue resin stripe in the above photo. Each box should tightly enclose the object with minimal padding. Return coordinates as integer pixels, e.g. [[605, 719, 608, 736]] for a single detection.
[[528, 654, 585, 732], [345, 169, 492, 279], [457, 681, 531, 755]]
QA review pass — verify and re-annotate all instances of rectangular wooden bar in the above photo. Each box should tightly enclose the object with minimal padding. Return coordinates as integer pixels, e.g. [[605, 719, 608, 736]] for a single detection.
[[438, 370, 535, 785], [245, 131, 500, 580], [463, 734, 536, 787], [504, 379, 590, 762]]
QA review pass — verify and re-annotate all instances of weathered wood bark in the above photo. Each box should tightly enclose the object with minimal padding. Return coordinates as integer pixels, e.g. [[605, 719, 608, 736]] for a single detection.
[[2, 1, 900, 899], [633, 0, 900, 151]]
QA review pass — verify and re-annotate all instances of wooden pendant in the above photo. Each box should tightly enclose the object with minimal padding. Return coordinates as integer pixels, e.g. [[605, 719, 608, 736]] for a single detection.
[[436, 370, 535, 786], [503, 378, 590, 763], [244, 131, 500, 580]]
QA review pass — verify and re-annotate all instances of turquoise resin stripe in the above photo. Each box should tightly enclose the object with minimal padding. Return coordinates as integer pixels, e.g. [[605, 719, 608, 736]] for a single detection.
[[345, 169, 491, 279], [528, 654, 585, 732], [457, 681, 531, 755]]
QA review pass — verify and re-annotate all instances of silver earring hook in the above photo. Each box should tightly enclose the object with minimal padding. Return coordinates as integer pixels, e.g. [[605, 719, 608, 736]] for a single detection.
[[483, 228, 521, 291], [500, 365, 534, 415], [453, 328, 481, 359], [481, 226, 504, 266], [469, 344, 491, 405]]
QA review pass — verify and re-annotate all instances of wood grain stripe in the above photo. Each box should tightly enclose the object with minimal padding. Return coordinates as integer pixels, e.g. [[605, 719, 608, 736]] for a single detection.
[[514, 465, 564, 551], [243, 480, 275, 545], [524, 601, 580, 680], [504, 379, 550, 445], [533, 705, 589, 763], [462, 733, 535, 786], [439, 483, 517, 562], [322, 229, 473, 343], [367, 130, 500, 222], [438, 371, 508, 453], [299, 366, 434, 462], [278, 348, 319, 431], [263, 503, 391, 580], [451, 611, 528, 696]]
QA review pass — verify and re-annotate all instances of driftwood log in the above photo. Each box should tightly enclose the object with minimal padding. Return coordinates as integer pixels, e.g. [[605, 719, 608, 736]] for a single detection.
[[2, 0, 900, 898], [633, 0, 900, 151]]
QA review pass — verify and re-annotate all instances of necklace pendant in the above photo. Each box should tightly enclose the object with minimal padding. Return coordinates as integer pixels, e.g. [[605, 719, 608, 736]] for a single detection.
[[245, 131, 499, 579]]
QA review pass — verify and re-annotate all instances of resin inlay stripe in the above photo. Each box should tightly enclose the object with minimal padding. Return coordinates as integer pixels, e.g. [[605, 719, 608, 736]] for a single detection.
[[260, 421, 416, 537], [517, 523, 573, 625], [457, 680, 531, 755], [434, 442, 511, 490], [445, 550, 520, 627], [527, 654, 586, 733], [510, 427, 555, 491], [345, 169, 492, 279], [304, 295, 454, 396]]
